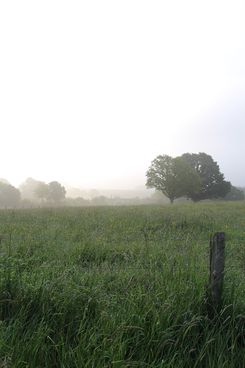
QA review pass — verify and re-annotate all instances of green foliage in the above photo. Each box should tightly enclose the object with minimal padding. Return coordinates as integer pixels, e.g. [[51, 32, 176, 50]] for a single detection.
[[146, 155, 201, 203], [225, 186, 245, 201], [48, 181, 66, 203], [20, 178, 67, 205], [34, 181, 66, 203], [0, 203, 244, 367], [47, 181, 66, 203], [0, 182, 20, 208], [182, 152, 231, 201]]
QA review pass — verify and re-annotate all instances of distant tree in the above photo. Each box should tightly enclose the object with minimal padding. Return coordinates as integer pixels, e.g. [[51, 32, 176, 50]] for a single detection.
[[20, 199, 34, 209], [181, 153, 231, 201], [19, 178, 42, 201], [47, 181, 66, 203], [225, 186, 245, 201], [146, 155, 201, 203], [91, 196, 108, 206], [34, 182, 49, 203], [0, 182, 21, 208], [64, 197, 90, 207]]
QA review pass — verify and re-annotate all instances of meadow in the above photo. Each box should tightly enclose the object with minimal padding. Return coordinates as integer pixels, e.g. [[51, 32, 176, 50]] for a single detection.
[[0, 202, 244, 367]]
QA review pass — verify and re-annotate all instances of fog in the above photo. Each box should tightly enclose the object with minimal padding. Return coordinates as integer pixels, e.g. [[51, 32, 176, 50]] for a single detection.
[[1, 1, 245, 190]]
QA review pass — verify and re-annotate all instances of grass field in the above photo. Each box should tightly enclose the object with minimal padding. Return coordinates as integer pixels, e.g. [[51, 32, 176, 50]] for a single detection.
[[0, 202, 244, 367]]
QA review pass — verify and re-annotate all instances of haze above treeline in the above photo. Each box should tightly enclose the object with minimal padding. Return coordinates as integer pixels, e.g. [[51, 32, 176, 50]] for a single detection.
[[1, 1, 245, 188]]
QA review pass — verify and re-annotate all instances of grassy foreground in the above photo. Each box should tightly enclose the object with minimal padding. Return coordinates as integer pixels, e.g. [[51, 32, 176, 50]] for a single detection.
[[0, 202, 244, 367]]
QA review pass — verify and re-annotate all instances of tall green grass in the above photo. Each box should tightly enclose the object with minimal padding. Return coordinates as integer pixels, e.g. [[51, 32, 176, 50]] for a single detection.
[[0, 202, 244, 367]]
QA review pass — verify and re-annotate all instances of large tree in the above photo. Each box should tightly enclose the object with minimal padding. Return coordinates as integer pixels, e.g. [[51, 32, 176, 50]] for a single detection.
[[146, 155, 201, 203], [181, 152, 231, 201], [47, 181, 66, 203], [0, 182, 21, 208]]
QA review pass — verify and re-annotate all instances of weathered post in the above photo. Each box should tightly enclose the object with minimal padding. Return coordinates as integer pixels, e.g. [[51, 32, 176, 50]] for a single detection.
[[208, 232, 225, 315]]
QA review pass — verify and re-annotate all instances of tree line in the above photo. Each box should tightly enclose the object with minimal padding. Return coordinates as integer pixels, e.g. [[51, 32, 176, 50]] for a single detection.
[[0, 178, 66, 208], [146, 152, 244, 203], [0, 152, 244, 208], [0, 178, 165, 208]]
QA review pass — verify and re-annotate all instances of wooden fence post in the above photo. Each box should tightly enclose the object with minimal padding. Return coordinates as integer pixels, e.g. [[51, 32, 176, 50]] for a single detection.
[[208, 232, 225, 315]]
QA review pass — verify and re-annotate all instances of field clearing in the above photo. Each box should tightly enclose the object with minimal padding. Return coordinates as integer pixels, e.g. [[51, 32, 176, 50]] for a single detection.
[[0, 202, 244, 367]]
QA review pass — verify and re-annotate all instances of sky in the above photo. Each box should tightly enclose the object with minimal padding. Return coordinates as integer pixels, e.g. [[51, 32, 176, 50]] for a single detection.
[[0, 0, 245, 189]]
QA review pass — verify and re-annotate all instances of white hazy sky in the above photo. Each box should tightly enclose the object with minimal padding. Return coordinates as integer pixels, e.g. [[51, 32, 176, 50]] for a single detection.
[[1, 0, 245, 189]]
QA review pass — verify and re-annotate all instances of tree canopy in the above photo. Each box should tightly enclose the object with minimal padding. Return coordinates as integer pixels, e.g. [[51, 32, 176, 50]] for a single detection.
[[47, 181, 66, 203], [181, 152, 231, 201], [21, 179, 67, 204], [146, 152, 232, 203], [146, 155, 201, 203], [0, 182, 21, 208]]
